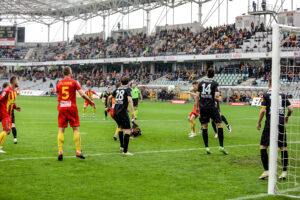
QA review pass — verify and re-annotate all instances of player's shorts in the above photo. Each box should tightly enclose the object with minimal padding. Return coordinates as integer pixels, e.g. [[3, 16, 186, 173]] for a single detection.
[[58, 109, 80, 128], [114, 112, 131, 129], [199, 107, 222, 124], [189, 107, 200, 118], [1, 116, 12, 132], [133, 98, 139, 107], [110, 108, 114, 119], [260, 120, 287, 147], [84, 101, 93, 107], [11, 110, 15, 124]]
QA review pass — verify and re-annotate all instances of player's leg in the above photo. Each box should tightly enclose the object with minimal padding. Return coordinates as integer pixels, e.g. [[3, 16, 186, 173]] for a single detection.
[[0, 118, 12, 153], [83, 104, 87, 118], [188, 114, 197, 137], [114, 114, 124, 151], [259, 125, 270, 179], [113, 127, 119, 141], [92, 104, 96, 118], [216, 122, 227, 155], [57, 127, 65, 161], [122, 113, 133, 156], [11, 111, 17, 144], [221, 114, 231, 133], [201, 123, 210, 154], [72, 126, 85, 159], [134, 106, 138, 119], [278, 125, 288, 180], [104, 107, 108, 120], [211, 121, 218, 138]]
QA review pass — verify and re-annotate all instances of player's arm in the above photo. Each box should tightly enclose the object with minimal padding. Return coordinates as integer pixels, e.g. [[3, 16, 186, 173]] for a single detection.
[[188, 91, 197, 96], [128, 96, 135, 119], [107, 95, 113, 111], [139, 91, 143, 102], [215, 92, 222, 102], [13, 104, 21, 112], [257, 106, 266, 130], [285, 106, 293, 124], [92, 91, 100, 98], [195, 92, 200, 112], [78, 89, 94, 105]]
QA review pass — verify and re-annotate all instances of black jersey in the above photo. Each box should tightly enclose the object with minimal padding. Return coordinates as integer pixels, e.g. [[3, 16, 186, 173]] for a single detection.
[[101, 91, 111, 106], [112, 86, 132, 115], [198, 78, 219, 108], [261, 89, 292, 123]]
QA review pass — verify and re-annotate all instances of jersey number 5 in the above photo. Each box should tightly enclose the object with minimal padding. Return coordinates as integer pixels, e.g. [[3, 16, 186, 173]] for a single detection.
[[201, 84, 211, 95], [62, 86, 70, 100]]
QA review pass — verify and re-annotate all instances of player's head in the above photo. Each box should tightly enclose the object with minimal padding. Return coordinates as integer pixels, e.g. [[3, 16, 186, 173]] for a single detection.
[[192, 82, 198, 90], [63, 66, 72, 77], [10, 76, 18, 88], [207, 68, 215, 78], [2, 82, 9, 90], [107, 87, 111, 93], [88, 86, 91, 91], [268, 78, 272, 88], [121, 77, 130, 86], [132, 83, 136, 88], [116, 82, 122, 89]]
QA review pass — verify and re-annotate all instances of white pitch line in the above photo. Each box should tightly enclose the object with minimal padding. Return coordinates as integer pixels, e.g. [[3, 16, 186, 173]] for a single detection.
[[0, 144, 258, 162]]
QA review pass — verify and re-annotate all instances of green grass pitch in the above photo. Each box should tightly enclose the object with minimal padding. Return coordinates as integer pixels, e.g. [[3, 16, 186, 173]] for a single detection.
[[0, 96, 299, 200]]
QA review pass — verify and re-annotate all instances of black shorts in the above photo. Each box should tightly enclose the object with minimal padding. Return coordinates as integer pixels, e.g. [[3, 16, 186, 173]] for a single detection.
[[260, 121, 287, 148], [114, 112, 131, 129], [199, 107, 222, 124], [133, 98, 138, 107], [11, 110, 15, 124]]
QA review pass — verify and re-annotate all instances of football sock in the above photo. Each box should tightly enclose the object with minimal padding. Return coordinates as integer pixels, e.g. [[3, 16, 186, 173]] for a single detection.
[[0, 131, 8, 146], [83, 108, 86, 115], [123, 134, 130, 153], [212, 122, 217, 133], [281, 150, 288, 171], [115, 127, 119, 135], [190, 121, 196, 133], [221, 115, 229, 125], [135, 110, 138, 118], [73, 131, 81, 151], [58, 132, 64, 151], [202, 129, 209, 147], [93, 108, 96, 115], [218, 128, 224, 147], [119, 131, 124, 148], [260, 149, 269, 171], [12, 127, 17, 139], [105, 111, 107, 118]]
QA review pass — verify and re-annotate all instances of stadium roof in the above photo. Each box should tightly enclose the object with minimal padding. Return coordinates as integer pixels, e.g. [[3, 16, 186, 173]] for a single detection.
[[1, 0, 212, 25]]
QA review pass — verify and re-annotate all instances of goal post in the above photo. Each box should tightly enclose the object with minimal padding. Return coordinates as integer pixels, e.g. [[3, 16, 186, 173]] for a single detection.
[[269, 24, 300, 197]]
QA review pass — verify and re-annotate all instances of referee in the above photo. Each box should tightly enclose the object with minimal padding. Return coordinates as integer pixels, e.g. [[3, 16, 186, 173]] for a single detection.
[[131, 83, 143, 120]]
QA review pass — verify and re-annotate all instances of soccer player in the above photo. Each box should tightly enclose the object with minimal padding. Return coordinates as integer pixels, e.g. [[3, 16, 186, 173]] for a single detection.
[[188, 82, 200, 138], [195, 68, 227, 155], [83, 86, 99, 118], [107, 82, 122, 141], [211, 100, 232, 138], [101, 87, 111, 120], [111, 77, 135, 156], [131, 83, 143, 119], [257, 78, 293, 180], [0, 76, 21, 153], [56, 66, 94, 161]]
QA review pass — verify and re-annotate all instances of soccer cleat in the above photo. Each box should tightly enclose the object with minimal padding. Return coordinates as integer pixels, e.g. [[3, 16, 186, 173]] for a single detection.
[[205, 147, 211, 154], [123, 152, 134, 156], [259, 171, 269, 180], [189, 133, 197, 138], [76, 152, 85, 159], [58, 151, 63, 161], [227, 125, 232, 133], [279, 171, 287, 180], [120, 147, 124, 152], [219, 147, 228, 155], [214, 133, 218, 138], [83, 114, 86, 118], [93, 114, 95, 119], [0, 147, 6, 154], [14, 138, 17, 144], [113, 134, 118, 141]]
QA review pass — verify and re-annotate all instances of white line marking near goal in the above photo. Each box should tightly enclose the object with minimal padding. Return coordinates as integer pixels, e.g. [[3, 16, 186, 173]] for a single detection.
[[0, 144, 258, 162], [80, 132, 88, 135]]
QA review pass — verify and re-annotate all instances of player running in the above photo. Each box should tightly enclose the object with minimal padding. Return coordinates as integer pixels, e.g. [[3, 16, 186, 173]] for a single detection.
[[257, 78, 293, 180], [188, 82, 200, 138], [56, 66, 94, 161], [107, 82, 122, 141], [110, 77, 135, 156], [195, 68, 227, 155], [0, 76, 21, 153], [101, 87, 111, 120], [131, 83, 143, 120], [83, 86, 99, 118], [211, 100, 232, 138]]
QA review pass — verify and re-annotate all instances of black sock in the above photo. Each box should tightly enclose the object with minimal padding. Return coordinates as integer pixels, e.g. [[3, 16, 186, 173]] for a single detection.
[[123, 134, 130, 153], [260, 149, 269, 171], [221, 115, 229, 125], [105, 111, 107, 118], [119, 131, 124, 148], [202, 129, 208, 147], [211, 122, 217, 133], [12, 127, 17, 139], [281, 150, 288, 171], [218, 128, 224, 147]]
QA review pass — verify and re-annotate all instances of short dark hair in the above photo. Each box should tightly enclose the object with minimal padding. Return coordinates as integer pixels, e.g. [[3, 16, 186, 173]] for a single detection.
[[207, 68, 215, 78], [10, 76, 17, 84], [192, 81, 198, 85], [116, 82, 122, 89], [2, 82, 9, 88], [63, 66, 71, 76], [121, 77, 130, 85]]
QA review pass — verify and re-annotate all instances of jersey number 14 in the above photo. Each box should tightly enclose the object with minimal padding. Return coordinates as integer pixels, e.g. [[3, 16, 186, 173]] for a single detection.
[[201, 84, 211, 95]]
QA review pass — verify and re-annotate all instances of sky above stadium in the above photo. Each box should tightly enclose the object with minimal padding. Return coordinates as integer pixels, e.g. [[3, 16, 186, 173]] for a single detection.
[[0, 0, 298, 43]]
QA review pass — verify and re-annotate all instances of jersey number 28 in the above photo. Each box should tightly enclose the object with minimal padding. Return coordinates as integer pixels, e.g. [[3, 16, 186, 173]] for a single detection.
[[116, 90, 125, 101]]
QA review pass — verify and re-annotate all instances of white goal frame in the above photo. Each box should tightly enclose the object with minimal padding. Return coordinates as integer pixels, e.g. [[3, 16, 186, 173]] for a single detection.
[[269, 24, 300, 195]]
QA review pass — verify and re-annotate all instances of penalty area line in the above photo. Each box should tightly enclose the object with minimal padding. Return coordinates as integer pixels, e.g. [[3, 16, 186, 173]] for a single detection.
[[0, 144, 258, 162]]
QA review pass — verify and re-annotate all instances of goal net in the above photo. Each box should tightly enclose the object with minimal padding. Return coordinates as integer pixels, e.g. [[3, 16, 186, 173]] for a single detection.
[[269, 24, 300, 198]]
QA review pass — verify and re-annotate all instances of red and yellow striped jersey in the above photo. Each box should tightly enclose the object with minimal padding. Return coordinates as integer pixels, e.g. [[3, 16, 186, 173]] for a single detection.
[[85, 90, 96, 100], [0, 86, 17, 118]]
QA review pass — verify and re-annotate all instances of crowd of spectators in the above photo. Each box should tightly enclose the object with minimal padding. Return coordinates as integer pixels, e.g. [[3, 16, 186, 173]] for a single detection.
[[0, 47, 27, 61]]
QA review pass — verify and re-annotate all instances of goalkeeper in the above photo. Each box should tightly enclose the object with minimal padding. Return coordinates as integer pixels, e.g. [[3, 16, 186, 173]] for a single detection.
[[257, 78, 293, 180]]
